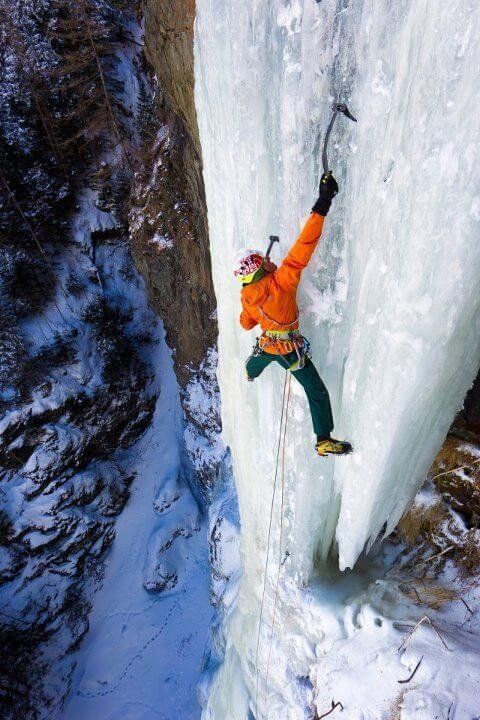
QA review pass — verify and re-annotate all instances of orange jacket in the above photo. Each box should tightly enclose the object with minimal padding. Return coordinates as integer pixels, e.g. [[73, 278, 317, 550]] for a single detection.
[[239, 212, 325, 352]]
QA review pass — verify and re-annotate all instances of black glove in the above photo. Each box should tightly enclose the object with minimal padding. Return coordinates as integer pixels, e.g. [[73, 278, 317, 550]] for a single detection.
[[312, 172, 339, 216]]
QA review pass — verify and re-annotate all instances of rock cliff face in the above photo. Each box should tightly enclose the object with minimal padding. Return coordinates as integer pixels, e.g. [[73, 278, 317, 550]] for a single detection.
[[454, 370, 480, 438], [143, 0, 198, 144], [131, 0, 217, 387]]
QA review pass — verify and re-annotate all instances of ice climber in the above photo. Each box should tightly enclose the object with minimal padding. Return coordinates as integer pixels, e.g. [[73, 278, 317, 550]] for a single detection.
[[234, 172, 352, 457]]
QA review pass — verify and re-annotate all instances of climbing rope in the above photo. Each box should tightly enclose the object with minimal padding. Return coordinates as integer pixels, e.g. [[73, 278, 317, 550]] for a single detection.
[[254, 372, 288, 714], [264, 373, 291, 718], [254, 370, 292, 718]]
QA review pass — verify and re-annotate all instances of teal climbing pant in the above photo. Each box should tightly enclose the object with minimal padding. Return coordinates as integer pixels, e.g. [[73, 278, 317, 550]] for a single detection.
[[246, 350, 334, 438]]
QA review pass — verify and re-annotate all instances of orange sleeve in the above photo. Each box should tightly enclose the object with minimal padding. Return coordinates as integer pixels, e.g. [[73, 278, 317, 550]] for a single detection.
[[274, 212, 325, 291], [240, 309, 257, 330]]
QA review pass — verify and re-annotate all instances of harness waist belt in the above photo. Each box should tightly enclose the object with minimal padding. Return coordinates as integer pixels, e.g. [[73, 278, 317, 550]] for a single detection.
[[258, 331, 303, 355], [264, 329, 301, 340]]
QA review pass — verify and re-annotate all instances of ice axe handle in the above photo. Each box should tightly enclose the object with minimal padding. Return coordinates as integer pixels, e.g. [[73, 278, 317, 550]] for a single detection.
[[322, 102, 357, 173], [266, 235, 279, 259]]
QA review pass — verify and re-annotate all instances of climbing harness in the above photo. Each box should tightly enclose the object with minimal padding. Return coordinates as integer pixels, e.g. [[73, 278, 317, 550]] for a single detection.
[[322, 102, 357, 174], [255, 302, 310, 369], [252, 331, 311, 372], [258, 332, 301, 356], [254, 372, 290, 716]]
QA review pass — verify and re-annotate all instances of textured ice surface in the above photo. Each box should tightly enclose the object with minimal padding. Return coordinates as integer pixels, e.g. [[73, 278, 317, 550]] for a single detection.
[[195, 0, 480, 572], [195, 0, 480, 717]]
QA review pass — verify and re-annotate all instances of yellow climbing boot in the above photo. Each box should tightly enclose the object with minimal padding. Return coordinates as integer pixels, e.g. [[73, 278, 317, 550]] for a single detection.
[[315, 437, 353, 457]]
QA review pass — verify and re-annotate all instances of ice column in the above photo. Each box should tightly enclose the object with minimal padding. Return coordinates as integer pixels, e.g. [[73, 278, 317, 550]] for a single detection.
[[195, 0, 480, 712]]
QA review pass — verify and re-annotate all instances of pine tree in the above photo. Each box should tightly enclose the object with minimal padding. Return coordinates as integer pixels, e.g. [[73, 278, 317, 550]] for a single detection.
[[0, 299, 27, 403], [49, 0, 134, 171], [109, 165, 132, 223], [0, 0, 134, 245], [137, 80, 154, 145], [0, 2, 70, 247]]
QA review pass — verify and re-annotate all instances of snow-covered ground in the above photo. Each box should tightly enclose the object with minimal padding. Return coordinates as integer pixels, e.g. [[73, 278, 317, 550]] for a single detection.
[[248, 549, 480, 720], [38, 185, 219, 720], [61, 319, 213, 720]]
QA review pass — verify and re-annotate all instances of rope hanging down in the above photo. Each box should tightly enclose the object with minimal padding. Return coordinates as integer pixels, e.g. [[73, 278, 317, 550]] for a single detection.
[[254, 371, 292, 718], [264, 373, 291, 718]]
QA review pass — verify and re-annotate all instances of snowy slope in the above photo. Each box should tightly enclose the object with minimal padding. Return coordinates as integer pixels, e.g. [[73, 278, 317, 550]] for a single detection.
[[61, 319, 213, 720]]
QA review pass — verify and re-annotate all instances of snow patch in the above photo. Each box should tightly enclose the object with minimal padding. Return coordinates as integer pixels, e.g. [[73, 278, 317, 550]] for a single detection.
[[148, 231, 174, 250]]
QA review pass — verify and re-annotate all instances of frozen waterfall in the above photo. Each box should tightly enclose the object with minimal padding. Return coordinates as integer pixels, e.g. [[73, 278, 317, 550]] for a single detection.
[[195, 0, 480, 717]]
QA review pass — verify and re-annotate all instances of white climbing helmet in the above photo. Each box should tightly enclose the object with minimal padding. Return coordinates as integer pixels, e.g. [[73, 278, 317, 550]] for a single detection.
[[233, 248, 264, 278]]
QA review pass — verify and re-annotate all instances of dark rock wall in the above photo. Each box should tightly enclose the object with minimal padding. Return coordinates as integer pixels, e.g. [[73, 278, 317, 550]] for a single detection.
[[454, 369, 480, 438], [143, 0, 199, 146], [131, 0, 217, 387]]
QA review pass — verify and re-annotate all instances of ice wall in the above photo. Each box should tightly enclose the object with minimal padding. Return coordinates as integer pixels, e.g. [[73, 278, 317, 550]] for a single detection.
[[195, 0, 480, 714]]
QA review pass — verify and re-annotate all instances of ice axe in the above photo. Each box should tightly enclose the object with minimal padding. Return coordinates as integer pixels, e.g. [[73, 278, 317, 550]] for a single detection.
[[265, 234, 279, 259], [322, 102, 357, 174]]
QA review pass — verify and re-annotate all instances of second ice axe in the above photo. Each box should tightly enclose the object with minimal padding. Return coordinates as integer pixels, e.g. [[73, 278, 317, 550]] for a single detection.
[[266, 234, 279, 259]]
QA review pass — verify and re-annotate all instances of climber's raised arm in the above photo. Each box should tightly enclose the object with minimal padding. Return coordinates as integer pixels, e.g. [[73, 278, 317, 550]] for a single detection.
[[274, 173, 338, 292]]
